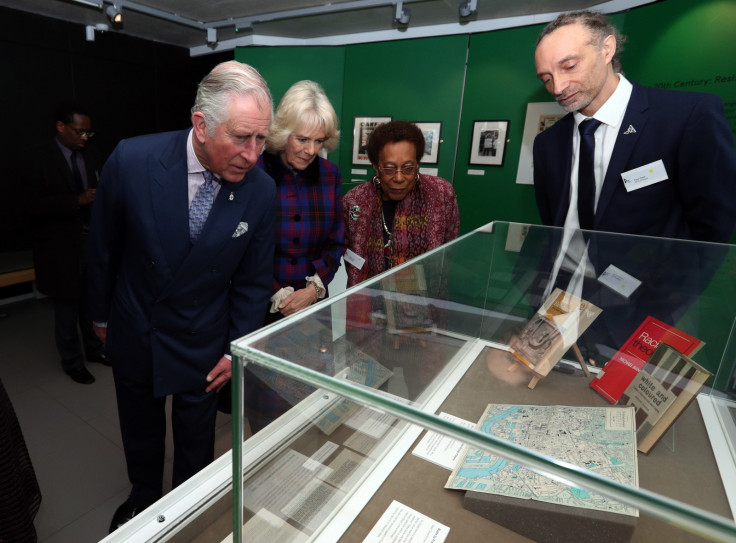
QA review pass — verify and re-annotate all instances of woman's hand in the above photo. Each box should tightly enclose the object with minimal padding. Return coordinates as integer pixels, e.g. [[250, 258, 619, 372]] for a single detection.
[[278, 284, 318, 316]]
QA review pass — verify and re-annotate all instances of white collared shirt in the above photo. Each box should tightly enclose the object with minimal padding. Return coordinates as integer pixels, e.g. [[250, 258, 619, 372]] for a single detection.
[[547, 75, 634, 294], [186, 129, 221, 206], [564, 74, 633, 229]]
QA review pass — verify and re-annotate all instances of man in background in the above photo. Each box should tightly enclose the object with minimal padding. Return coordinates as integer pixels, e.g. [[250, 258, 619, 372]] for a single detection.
[[86, 61, 277, 532], [28, 101, 108, 384], [533, 10, 736, 242]]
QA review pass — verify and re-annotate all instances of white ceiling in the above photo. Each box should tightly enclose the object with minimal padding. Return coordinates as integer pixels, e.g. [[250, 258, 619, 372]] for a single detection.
[[0, 0, 656, 56]]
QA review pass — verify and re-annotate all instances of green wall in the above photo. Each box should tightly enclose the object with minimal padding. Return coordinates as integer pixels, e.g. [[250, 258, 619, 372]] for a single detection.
[[234, 0, 736, 237], [234, 46, 346, 159], [338, 35, 468, 191]]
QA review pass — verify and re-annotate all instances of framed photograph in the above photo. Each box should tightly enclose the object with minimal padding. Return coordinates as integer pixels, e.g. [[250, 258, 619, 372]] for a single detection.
[[352, 116, 392, 165], [515, 102, 566, 185], [469, 120, 509, 167], [414, 121, 442, 164]]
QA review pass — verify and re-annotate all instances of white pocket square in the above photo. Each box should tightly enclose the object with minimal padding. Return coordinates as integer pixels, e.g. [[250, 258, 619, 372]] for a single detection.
[[232, 222, 248, 238]]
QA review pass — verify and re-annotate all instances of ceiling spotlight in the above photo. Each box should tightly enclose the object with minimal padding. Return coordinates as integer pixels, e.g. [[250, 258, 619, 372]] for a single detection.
[[459, 0, 477, 18], [106, 4, 122, 24], [394, 2, 411, 25]]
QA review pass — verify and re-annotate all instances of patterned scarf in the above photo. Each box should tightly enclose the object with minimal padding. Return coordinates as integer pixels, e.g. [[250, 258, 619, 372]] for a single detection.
[[361, 176, 431, 282]]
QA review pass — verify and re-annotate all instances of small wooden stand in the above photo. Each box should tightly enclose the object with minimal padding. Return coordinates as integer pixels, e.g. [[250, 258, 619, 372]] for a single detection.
[[509, 343, 590, 389]]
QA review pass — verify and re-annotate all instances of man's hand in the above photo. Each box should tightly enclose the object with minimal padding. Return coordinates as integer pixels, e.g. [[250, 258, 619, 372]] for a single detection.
[[93, 323, 107, 342], [206, 356, 232, 393], [78, 188, 97, 206], [278, 285, 317, 316]]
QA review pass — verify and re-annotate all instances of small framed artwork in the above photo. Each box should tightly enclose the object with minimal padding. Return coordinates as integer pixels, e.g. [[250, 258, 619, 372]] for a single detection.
[[414, 121, 442, 164], [352, 116, 392, 165], [469, 120, 510, 167]]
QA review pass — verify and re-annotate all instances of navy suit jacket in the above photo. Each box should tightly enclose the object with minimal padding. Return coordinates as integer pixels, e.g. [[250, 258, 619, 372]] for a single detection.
[[87, 129, 277, 396], [533, 82, 736, 243]]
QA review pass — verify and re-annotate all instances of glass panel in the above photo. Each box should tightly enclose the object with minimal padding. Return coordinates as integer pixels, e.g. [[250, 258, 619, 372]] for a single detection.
[[232, 222, 736, 543]]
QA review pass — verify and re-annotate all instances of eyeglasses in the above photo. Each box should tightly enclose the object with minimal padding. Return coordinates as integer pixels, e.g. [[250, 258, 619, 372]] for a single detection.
[[378, 164, 417, 177], [67, 125, 95, 138]]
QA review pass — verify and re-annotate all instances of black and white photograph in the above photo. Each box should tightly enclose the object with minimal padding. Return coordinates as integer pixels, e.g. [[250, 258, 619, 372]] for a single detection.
[[469, 120, 509, 166], [414, 121, 442, 164], [352, 116, 392, 164], [515, 102, 566, 184]]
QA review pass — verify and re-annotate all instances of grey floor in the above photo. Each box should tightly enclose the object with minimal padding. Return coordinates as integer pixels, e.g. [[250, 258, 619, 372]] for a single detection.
[[0, 296, 233, 543]]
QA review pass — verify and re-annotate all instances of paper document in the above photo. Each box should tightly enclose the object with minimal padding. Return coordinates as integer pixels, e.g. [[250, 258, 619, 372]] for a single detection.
[[363, 500, 449, 543]]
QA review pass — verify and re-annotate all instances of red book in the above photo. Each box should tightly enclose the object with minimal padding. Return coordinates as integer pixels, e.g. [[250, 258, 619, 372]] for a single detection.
[[589, 316, 705, 404]]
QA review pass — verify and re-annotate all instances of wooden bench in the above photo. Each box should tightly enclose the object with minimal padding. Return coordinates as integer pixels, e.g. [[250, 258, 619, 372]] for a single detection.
[[0, 251, 35, 288]]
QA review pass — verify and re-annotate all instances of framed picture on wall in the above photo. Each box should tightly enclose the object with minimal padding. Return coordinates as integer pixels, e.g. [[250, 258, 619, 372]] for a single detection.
[[515, 102, 566, 185], [352, 116, 392, 165], [414, 121, 442, 164], [469, 120, 509, 166]]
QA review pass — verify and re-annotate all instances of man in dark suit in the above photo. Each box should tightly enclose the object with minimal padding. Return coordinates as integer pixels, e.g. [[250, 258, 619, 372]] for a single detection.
[[529, 11, 736, 361], [29, 102, 108, 384], [533, 10, 736, 243], [86, 61, 277, 532]]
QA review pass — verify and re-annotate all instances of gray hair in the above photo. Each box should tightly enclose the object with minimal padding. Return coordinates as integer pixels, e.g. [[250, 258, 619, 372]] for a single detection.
[[266, 80, 340, 153], [192, 60, 273, 136], [537, 11, 626, 73]]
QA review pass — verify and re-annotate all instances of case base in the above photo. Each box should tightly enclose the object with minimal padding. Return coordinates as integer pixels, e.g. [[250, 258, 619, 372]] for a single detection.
[[463, 491, 637, 543]]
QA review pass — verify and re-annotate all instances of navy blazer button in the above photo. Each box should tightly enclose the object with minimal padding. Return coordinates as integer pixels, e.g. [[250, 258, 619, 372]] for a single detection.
[[292, 237, 299, 245], [291, 258, 298, 265], [293, 214, 301, 221]]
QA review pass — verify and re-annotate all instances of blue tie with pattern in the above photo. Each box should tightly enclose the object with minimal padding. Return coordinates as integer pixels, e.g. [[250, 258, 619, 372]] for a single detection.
[[577, 118, 602, 231], [189, 171, 216, 242]]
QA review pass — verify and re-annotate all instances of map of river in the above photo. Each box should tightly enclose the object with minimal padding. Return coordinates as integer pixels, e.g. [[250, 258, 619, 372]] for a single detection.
[[446, 404, 638, 516]]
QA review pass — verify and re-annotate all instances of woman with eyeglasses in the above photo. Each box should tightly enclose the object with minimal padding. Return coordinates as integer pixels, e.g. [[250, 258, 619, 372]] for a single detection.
[[247, 80, 344, 432], [342, 120, 459, 288]]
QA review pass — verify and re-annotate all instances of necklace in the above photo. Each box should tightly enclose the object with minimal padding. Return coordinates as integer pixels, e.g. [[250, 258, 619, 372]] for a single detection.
[[381, 206, 393, 258]]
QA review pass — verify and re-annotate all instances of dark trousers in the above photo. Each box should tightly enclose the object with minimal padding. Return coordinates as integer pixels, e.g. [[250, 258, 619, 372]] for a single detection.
[[113, 370, 220, 507], [53, 298, 104, 371]]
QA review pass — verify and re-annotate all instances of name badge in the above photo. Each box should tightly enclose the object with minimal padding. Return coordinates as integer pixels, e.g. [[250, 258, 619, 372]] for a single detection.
[[344, 249, 365, 270], [621, 159, 668, 192], [597, 264, 641, 298]]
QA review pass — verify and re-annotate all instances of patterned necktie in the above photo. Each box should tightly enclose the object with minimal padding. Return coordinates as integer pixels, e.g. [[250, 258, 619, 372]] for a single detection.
[[189, 171, 216, 242], [577, 118, 602, 231]]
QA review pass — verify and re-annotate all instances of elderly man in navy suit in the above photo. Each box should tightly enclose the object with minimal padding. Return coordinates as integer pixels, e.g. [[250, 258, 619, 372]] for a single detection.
[[87, 61, 277, 532], [533, 10, 736, 243]]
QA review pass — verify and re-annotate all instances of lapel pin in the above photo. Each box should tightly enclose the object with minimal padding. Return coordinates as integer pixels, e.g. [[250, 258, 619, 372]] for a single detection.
[[623, 125, 637, 135], [229, 192, 234, 201]]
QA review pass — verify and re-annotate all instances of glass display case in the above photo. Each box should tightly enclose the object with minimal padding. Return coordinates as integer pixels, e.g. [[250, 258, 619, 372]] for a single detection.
[[101, 222, 736, 543]]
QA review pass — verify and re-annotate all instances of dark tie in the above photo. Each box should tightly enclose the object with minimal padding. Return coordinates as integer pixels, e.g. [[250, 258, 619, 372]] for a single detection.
[[189, 171, 216, 242], [70, 150, 84, 192], [577, 118, 602, 231]]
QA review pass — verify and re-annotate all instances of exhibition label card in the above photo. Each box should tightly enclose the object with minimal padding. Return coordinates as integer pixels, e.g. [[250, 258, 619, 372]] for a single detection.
[[597, 264, 642, 298], [363, 501, 449, 543], [412, 412, 476, 470]]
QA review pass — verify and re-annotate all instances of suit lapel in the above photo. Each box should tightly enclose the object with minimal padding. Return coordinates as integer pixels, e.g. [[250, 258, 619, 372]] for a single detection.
[[181, 181, 248, 272], [554, 115, 575, 225], [159, 166, 254, 298], [595, 83, 649, 224], [151, 131, 191, 278]]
